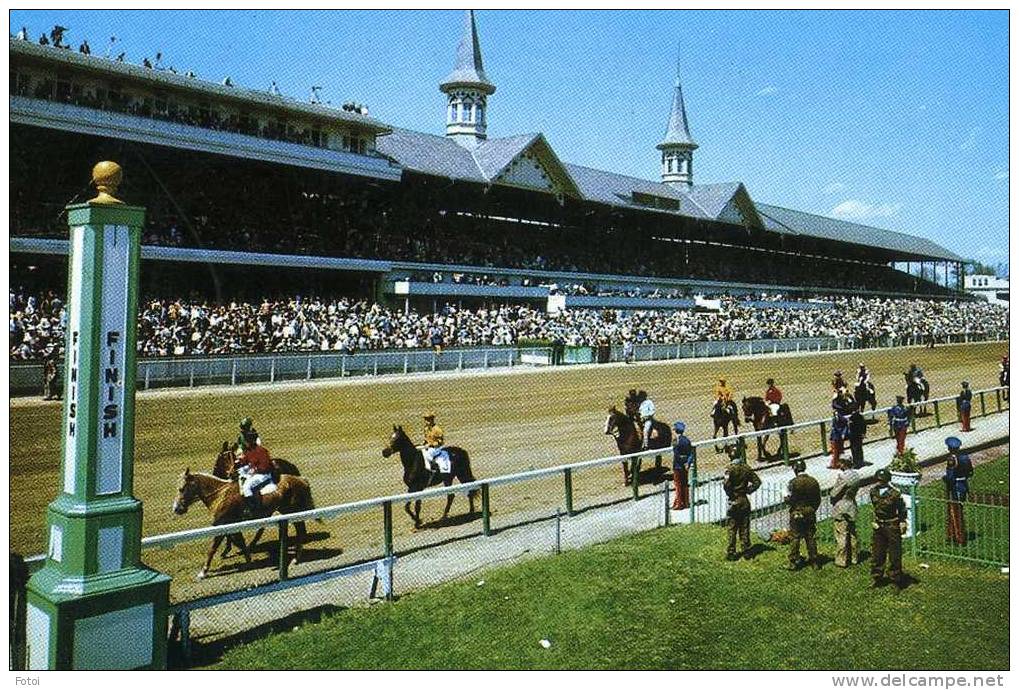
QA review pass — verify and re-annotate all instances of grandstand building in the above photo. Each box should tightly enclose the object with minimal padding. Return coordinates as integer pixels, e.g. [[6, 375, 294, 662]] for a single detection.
[[10, 11, 966, 314]]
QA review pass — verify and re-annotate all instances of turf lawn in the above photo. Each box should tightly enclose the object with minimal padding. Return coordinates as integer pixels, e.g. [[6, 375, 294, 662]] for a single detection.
[[214, 516, 1009, 670]]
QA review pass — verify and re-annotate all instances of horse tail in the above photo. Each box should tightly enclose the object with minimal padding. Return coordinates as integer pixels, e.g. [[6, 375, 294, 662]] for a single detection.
[[456, 447, 477, 484]]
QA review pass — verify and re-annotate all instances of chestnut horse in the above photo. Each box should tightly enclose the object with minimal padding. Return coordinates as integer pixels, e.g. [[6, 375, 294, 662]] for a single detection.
[[172, 468, 315, 580], [381, 425, 478, 529], [212, 441, 303, 558]]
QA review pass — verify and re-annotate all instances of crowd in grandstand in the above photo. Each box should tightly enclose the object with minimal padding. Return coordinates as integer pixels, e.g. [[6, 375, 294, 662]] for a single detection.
[[10, 287, 1008, 361]]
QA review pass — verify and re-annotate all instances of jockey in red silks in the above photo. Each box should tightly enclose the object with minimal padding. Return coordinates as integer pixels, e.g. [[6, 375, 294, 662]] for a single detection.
[[764, 378, 783, 417], [235, 435, 274, 516]]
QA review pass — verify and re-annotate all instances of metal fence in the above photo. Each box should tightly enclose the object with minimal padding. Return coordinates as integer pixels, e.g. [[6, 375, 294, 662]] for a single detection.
[[9, 331, 1008, 396], [12, 385, 1008, 668], [913, 494, 1009, 567]]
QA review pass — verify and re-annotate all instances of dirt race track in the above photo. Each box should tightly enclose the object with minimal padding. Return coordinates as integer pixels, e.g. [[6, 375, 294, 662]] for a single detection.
[[9, 340, 1007, 602]]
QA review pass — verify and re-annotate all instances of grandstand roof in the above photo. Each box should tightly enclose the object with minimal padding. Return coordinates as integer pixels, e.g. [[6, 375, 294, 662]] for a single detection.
[[756, 204, 963, 261], [9, 38, 390, 135]]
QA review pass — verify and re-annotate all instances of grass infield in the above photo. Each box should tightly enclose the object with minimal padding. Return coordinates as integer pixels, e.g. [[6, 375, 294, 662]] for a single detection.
[[214, 480, 1009, 670]]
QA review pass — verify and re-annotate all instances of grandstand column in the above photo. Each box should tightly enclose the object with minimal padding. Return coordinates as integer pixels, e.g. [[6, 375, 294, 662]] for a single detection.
[[25, 162, 170, 670]]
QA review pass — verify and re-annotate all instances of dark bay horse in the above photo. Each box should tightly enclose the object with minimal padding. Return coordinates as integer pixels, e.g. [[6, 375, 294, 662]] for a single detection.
[[711, 400, 740, 452], [905, 373, 930, 415], [381, 425, 478, 529], [741, 396, 794, 461], [854, 380, 877, 412], [605, 406, 672, 486], [173, 468, 315, 580], [212, 441, 303, 557]]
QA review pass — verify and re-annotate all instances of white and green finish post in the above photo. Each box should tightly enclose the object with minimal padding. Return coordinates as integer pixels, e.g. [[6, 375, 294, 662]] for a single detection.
[[26, 162, 170, 670]]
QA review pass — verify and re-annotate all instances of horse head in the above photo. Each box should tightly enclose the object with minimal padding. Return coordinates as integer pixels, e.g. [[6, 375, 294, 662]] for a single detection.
[[173, 468, 199, 515], [605, 406, 623, 436], [382, 425, 412, 459]]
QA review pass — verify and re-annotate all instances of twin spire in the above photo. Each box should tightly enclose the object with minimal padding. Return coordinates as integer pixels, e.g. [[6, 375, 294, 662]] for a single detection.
[[438, 11, 696, 186]]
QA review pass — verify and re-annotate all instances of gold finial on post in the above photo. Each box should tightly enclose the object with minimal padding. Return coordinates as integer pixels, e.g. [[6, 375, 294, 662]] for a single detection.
[[89, 160, 125, 205]]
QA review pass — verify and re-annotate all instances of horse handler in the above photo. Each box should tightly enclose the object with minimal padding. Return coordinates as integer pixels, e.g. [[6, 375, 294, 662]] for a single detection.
[[956, 382, 973, 432], [887, 396, 910, 454], [671, 421, 695, 510]]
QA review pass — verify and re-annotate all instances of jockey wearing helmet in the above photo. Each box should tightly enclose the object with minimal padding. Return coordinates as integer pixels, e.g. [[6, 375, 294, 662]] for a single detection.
[[422, 412, 450, 474], [638, 397, 657, 450], [235, 433, 274, 516], [857, 363, 871, 388], [831, 370, 848, 399], [764, 378, 783, 417], [235, 416, 261, 453], [713, 377, 737, 418]]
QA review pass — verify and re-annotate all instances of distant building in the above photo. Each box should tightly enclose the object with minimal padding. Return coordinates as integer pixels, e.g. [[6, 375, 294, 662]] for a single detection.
[[964, 274, 1009, 305]]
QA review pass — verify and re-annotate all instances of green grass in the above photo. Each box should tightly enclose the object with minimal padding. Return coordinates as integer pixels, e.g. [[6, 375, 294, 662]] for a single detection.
[[214, 520, 1008, 670]]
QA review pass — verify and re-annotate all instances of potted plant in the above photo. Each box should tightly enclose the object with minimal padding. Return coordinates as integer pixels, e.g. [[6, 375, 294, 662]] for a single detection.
[[888, 447, 922, 488]]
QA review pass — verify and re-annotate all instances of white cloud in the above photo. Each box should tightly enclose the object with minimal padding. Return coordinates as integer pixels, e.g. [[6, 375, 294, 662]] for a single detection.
[[830, 199, 903, 220], [823, 182, 847, 194], [755, 85, 778, 96], [993, 169, 1008, 181], [959, 126, 981, 151]]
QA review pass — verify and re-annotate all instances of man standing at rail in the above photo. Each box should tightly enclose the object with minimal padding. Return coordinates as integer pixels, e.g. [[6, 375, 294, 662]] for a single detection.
[[956, 381, 973, 432], [785, 459, 822, 571], [671, 421, 694, 510], [887, 396, 910, 454], [723, 450, 761, 561]]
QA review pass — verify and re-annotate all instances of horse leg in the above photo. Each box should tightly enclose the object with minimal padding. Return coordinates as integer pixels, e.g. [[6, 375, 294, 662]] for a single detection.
[[415, 499, 423, 527], [621, 461, 629, 486], [404, 500, 419, 528], [291, 522, 306, 565], [199, 535, 225, 580]]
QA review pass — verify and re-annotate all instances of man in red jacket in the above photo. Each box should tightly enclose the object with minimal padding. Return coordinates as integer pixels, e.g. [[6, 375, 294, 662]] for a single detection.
[[764, 378, 783, 417]]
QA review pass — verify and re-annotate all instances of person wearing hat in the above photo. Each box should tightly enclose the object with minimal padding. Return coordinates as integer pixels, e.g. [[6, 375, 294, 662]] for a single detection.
[[785, 459, 822, 571], [956, 382, 973, 432], [422, 413, 448, 473], [944, 437, 974, 545], [830, 455, 861, 567], [887, 396, 910, 454], [722, 445, 761, 561], [869, 468, 909, 589], [671, 421, 695, 510], [764, 378, 783, 417], [235, 416, 261, 455]]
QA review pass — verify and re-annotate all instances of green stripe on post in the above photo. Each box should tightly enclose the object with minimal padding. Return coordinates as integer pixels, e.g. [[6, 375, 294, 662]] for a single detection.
[[563, 468, 574, 516], [481, 484, 491, 536]]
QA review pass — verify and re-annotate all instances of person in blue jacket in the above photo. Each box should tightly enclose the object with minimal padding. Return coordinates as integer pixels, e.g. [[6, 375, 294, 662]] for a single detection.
[[671, 421, 695, 510]]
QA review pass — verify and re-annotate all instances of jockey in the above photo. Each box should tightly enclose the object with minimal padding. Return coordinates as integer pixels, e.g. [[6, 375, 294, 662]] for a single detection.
[[764, 378, 783, 417], [714, 378, 734, 405], [422, 413, 450, 474], [638, 398, 657, 450], [235, 435, 274, 516], [235, 417, 261, 453], [856, 363, 871, 388], [831, 370, 848, 399], [624, 389, 640, 421]]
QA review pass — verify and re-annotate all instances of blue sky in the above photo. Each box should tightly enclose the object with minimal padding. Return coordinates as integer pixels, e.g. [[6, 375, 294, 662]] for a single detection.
[[11, 9, 1008, 269]]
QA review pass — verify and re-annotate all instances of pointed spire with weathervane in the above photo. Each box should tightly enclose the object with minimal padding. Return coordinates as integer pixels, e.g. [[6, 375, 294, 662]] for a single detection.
[[657, 46, 698, 187], [440, 10, 497, 148]]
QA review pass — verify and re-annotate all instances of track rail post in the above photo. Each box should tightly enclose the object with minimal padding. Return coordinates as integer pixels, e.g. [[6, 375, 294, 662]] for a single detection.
[[383, 500, 393, 560], [780, 429, 790, 463], [819, 422, 827, 453], [481, 484, 491, 536], [564, 468, 574, 516], [980, 391, 986, 417], [995, 389, 1002, 412], [933, 400, 941, 428]]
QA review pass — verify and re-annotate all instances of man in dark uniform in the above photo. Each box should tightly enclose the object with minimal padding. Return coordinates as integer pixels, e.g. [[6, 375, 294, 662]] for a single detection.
[[786, 459, 822, 570], [848, 407, 867, 469], [870, 468, 909, 589], [887, 396, 910, 455], [671, 421, 695, 510], [723, 451, 761, 561], [956, 381, 973, 432], [943, 436, 973, 545]]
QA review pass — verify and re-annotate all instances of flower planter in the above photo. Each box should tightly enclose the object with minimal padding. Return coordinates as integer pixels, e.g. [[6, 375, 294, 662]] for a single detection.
[[889, 470, 921, 489]]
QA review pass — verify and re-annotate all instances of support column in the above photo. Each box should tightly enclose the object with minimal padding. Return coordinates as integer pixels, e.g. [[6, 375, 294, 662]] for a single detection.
[[26, 162, 170, 670]]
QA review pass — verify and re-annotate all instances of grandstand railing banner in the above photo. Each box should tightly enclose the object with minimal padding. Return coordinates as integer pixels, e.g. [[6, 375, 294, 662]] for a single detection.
[[9, 332, 1008, 395]]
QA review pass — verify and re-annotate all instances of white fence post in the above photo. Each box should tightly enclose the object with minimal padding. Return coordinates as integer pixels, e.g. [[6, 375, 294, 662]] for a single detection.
[[231, 359, 237, 386], [306, 356, 312, 380], [189, 361, 195, 388], [270, 358, 276, 383]]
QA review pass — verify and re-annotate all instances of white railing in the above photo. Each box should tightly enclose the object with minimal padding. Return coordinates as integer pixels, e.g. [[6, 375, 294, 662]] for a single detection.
[[23, 386, 1008, 569]]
